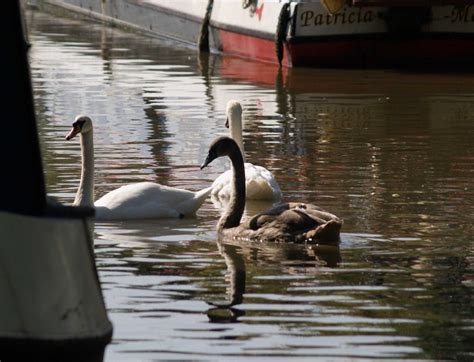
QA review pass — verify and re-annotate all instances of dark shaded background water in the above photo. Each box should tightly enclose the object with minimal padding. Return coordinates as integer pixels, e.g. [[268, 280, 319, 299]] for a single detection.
[[27, 9, 473, 361]]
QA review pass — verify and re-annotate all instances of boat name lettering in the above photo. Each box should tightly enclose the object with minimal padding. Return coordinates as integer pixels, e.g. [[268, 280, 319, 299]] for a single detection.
[[451, 5, 474, 23], [299, 9, 374, 27]]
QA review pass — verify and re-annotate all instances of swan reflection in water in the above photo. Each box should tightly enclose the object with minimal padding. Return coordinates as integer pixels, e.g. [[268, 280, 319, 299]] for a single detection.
[[206, 240, 341, 323]]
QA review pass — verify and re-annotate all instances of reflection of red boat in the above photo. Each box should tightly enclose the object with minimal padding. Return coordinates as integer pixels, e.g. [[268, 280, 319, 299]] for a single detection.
[[36, 0, 474, 67], [216, 53, 474, 94]]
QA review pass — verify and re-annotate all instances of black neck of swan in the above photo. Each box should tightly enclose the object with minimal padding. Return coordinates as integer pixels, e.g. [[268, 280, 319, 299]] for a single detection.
[[218, 142, 246, 231]]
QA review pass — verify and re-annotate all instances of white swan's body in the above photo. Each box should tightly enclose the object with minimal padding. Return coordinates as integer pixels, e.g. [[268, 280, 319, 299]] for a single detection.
[[211, 101, 281, 201], [94, 182, 212, 219], [66, 116, 212, 220], [212, 163, 280, 200]]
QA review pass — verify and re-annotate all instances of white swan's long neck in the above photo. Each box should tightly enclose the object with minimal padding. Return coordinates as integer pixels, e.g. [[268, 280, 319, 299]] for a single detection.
[[74, 130, 95, 207], [229, 113, 246, 163]]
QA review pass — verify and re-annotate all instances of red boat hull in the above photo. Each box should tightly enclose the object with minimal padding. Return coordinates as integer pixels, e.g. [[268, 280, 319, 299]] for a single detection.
[[218, 29, 292, 67], [288, 37, 474, 67], [218, 28, 474, 67]]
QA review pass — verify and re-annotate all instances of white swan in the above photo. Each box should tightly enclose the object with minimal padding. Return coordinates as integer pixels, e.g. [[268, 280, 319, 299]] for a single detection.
[[66, 115, 212, 220], [211, 101, 282, 201]]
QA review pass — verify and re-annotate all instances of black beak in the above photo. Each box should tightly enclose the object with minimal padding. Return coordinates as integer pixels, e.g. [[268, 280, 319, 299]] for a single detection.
[[200, 152, 216, 170], [225, 117, 229, 128]]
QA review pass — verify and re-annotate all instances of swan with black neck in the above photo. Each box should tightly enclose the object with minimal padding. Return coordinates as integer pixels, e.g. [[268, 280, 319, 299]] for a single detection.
[[201, 136, 342, 243]]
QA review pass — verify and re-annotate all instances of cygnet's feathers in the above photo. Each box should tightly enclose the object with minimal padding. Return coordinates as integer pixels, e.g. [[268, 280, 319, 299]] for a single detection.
[[224, 202, 342, 244]]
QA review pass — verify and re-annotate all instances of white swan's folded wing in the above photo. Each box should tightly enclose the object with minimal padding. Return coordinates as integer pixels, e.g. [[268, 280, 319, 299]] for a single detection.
[[211, 162, 281, 201], [95, 182, 211, 220], [244, 163, 281, 200]]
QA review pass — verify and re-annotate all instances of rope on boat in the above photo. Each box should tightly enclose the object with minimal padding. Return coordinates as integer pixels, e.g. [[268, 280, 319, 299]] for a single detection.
[[275, 3, 290, 66], [242, 0, 253, 9], [198, 0, 214, 52]]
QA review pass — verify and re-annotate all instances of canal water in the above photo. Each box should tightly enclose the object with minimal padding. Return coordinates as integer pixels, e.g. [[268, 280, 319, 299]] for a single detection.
[[27, 10, 473, 361]]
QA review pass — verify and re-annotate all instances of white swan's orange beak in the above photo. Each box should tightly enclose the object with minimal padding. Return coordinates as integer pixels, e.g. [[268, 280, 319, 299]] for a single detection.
[[65, 125, 81, 140]]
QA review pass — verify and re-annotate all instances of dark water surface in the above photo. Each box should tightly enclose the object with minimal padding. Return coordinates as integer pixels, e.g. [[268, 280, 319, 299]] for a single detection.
[[27, 10, 473, 361]]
